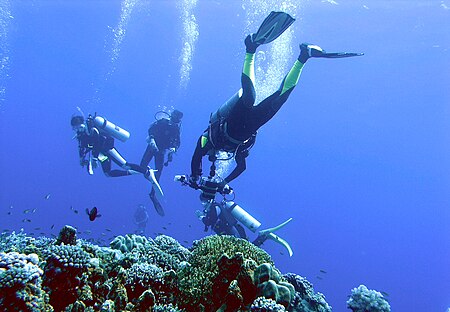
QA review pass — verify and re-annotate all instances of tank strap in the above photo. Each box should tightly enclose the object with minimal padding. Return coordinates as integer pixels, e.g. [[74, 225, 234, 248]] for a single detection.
[[222, 122, 246, 145]]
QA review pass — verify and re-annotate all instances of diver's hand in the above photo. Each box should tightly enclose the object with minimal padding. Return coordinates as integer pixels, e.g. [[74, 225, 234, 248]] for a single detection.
[[218, 180, 233, 194], [147, 137, 159, 152], [188, 175, 200, 188], [80, 158, 88, 167], [167, 148, 176, 162]]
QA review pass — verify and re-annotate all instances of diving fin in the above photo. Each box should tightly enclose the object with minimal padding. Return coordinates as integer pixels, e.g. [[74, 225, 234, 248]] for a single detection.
[[253, 218, 294, 257], [145, 167, 164, 198], [150, 191, 165, 216], [301, 43, 364, 59], [315, 51, 364, 58], [253, 11, 295, 45]]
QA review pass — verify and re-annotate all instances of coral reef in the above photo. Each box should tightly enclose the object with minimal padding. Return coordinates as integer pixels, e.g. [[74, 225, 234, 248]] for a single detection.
[[56, 225, 78, 246], [347, 285, 391, 312], [0, 252, 52, 311], [0, 226, 361, 311], [251, 297, 287, 311], [283, 273, 331, 312], [177, 235, 273, 310]]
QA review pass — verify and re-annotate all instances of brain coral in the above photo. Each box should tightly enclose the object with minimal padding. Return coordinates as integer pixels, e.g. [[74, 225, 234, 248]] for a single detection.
[[177, 234, 273, 310]]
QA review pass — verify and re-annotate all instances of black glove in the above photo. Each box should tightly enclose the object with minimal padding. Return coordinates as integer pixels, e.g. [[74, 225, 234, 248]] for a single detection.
[[188, 175, 200, 188]]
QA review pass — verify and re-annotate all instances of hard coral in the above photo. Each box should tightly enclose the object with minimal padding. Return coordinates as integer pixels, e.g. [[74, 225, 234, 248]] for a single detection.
[[347, 285, 391, 312], [177, 235, 272, 310], [250, 297, 287, 311], [0, 252, 52, 312], [284, 273, 332, 312]]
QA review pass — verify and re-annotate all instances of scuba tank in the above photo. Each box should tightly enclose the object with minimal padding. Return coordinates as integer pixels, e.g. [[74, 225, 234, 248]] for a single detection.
[[93, 115, 130, 142], [223, 201, 261, 232], [210, 89, 242, 124]]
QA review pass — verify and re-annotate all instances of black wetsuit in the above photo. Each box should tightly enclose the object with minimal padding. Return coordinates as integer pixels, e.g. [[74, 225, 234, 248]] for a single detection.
[[140, 118, 181, 183], [77, 127, 144, 177], [191, 53, 300, 183]]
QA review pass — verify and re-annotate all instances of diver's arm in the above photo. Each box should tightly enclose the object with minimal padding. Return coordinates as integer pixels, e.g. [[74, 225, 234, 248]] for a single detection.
[[191, 134, 208, 178], [224, 151, 247, 183], [172, 127, 181, 151]]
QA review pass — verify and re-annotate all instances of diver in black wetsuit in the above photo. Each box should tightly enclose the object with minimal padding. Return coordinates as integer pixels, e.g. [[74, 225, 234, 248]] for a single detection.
[[190, 36, 318, 186], [70, 114, 163, 196], [190, 26, 363, 188], [140, 110, 183, 216]]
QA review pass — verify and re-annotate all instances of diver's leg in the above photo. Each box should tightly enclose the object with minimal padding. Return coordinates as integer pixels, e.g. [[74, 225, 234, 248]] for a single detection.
[[239, 35, 258, 108], [140, 145, 155, 168], [154, 152, 165, 182], [107, 148, 145, 175], [251, 53, 306, 129]]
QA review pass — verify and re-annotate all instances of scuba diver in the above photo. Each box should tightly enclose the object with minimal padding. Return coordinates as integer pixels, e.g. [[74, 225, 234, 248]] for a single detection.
[[133, 204, 149, 235], [140, 109, 183, 216], [175, 174, 293, 256], [70, 111, 163, 197], [190, 11, 363, 188]]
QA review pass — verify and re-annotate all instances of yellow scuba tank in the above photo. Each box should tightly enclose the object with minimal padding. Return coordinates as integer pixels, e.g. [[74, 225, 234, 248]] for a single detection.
[[93, 116, 130, 142]]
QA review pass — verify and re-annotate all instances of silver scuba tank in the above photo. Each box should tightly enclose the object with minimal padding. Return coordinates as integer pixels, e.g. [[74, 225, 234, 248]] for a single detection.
[[93, 116, 130, 142], [210, 89, 243, 123], [223, 201, 261, 232]]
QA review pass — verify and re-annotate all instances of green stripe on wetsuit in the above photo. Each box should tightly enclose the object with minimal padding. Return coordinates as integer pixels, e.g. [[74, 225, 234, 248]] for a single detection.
[[242, 53, 256, 84], [281, 60, 304, 95]]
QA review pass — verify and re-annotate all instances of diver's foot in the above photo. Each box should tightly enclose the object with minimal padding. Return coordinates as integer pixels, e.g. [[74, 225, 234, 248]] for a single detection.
[[245, 34, 259, 53], [299, 43, 325, 63]]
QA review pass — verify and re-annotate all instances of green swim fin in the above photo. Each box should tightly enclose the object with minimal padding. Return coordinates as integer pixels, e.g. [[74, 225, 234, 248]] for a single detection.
[[253, 11, 295, 45]]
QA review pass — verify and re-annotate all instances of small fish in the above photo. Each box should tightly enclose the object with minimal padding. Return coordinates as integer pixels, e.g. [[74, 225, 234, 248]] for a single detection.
[[183, 240, 189, 244], [381, 291, 390, 297], [86, 207, 101, 221], [105, 228, 112, 232], [101, 232, 106, 236], [73, 209, 79, 214], [34, 227, 41, 230], [9, 205, 13, 209], [84, 230, 92, 234], [188, 224, 192, 228], [70, 205, 74, 210], [44, 193, 51, 200], [7, 212, 12, 215], [316, 276, 323, 280], [320, 269, 327, 274], [51, 224, 55, 229], [23, 209, 32, 214], [162, 227, 167, 230], [280, 251, 284, 255], [31, 208, 37, 213], [40, 232, 46, 235], [22, 218, 32, 223]]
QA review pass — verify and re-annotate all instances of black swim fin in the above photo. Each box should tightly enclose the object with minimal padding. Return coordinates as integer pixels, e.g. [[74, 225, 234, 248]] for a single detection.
[[253, 11, 295, 45], [301, 43, 364, 59], [315, 51, 364, 58]]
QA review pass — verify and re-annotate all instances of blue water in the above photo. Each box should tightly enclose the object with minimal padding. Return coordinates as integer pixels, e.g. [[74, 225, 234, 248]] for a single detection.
[[1, 1, 449, 311]]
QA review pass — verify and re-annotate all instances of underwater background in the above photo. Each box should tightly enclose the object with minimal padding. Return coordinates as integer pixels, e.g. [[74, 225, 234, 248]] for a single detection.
[[0, 0, 449, 311]]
